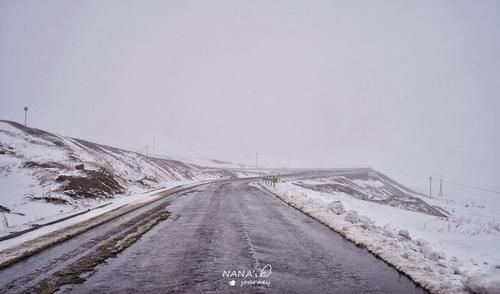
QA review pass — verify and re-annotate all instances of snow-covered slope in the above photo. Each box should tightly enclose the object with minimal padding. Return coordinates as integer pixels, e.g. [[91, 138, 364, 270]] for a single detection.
[[154, 154, 254, 169], [293, 169, 448, 217], [265, 170, 500, 293], [0, 120, 263, 232]]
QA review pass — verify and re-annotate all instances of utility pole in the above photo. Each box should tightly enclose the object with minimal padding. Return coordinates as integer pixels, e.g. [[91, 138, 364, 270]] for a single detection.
[[256, 152, 259, 168], [429, 176, 433, 198], [439, 175, 443, 196], [23, 106, 28, 127]]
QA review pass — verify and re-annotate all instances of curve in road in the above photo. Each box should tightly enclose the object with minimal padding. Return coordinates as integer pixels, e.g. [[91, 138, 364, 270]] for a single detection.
[[59, 180, 427, 293]]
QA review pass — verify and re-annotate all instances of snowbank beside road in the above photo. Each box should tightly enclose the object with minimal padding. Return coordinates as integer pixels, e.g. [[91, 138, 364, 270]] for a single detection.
[[261, 178, 500, 293], [0, 186, 171, 252]]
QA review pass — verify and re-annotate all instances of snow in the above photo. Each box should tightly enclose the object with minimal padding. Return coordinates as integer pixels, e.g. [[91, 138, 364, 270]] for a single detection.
[[353, 178, 385, 188], [465, 267, 500, 294], [0, 120, 266, 239], [152, 153, 252, 169], [0, 185, 183, 252], [0, 155, 71, 228], [262, 175, 500, 294]]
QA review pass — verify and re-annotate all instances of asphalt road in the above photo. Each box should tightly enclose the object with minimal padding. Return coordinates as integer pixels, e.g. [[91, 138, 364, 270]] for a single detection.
[[0, 179, 427, 293]]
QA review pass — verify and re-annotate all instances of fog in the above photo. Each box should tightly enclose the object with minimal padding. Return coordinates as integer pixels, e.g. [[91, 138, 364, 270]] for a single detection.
[[1, 1, 499, 189]]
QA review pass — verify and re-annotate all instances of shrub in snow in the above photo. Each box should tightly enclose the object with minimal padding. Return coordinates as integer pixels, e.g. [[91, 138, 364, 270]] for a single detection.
[[398, 229, 411, 240], [344, 211, 359, 223], [327, 200, 345, 215]]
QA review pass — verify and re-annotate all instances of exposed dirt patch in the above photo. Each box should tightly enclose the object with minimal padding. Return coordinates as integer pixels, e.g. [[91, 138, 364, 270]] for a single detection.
[[0, 142, 15, 155], [23, 161, 66, 169], [0, 205, 11, 214], [135, 176, 159, 188], [56, 169, 124, 199]]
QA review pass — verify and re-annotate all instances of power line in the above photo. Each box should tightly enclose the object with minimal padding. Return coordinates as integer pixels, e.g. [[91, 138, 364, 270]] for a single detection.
[[441, 179, 500, 195], [383, 170, 500, 196]]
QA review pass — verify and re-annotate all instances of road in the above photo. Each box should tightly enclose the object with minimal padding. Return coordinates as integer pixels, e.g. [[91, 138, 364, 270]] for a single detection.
[[0, 179, 426, 293]]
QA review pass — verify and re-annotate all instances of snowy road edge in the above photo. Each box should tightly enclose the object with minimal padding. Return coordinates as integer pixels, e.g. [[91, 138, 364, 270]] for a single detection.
[[254, 182, 435, 294], [0, 180, 217, 269]]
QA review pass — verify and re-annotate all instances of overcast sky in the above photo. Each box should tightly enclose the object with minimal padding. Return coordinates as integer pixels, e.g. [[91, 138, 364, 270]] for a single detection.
[[1, 0, 499, 188]]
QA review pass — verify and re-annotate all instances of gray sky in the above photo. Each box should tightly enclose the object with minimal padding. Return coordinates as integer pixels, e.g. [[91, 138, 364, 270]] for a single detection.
[[1, 0, 499, 188]]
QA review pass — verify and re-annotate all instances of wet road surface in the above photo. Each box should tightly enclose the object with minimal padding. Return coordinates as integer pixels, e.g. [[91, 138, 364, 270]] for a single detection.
[[58, 180, 426, 293]]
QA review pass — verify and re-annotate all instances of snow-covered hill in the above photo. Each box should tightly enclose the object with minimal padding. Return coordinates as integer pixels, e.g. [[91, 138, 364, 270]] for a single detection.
[[0, 120, 264, 232], [293, 169, 448, 217], [265, 170, 500, 293]]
